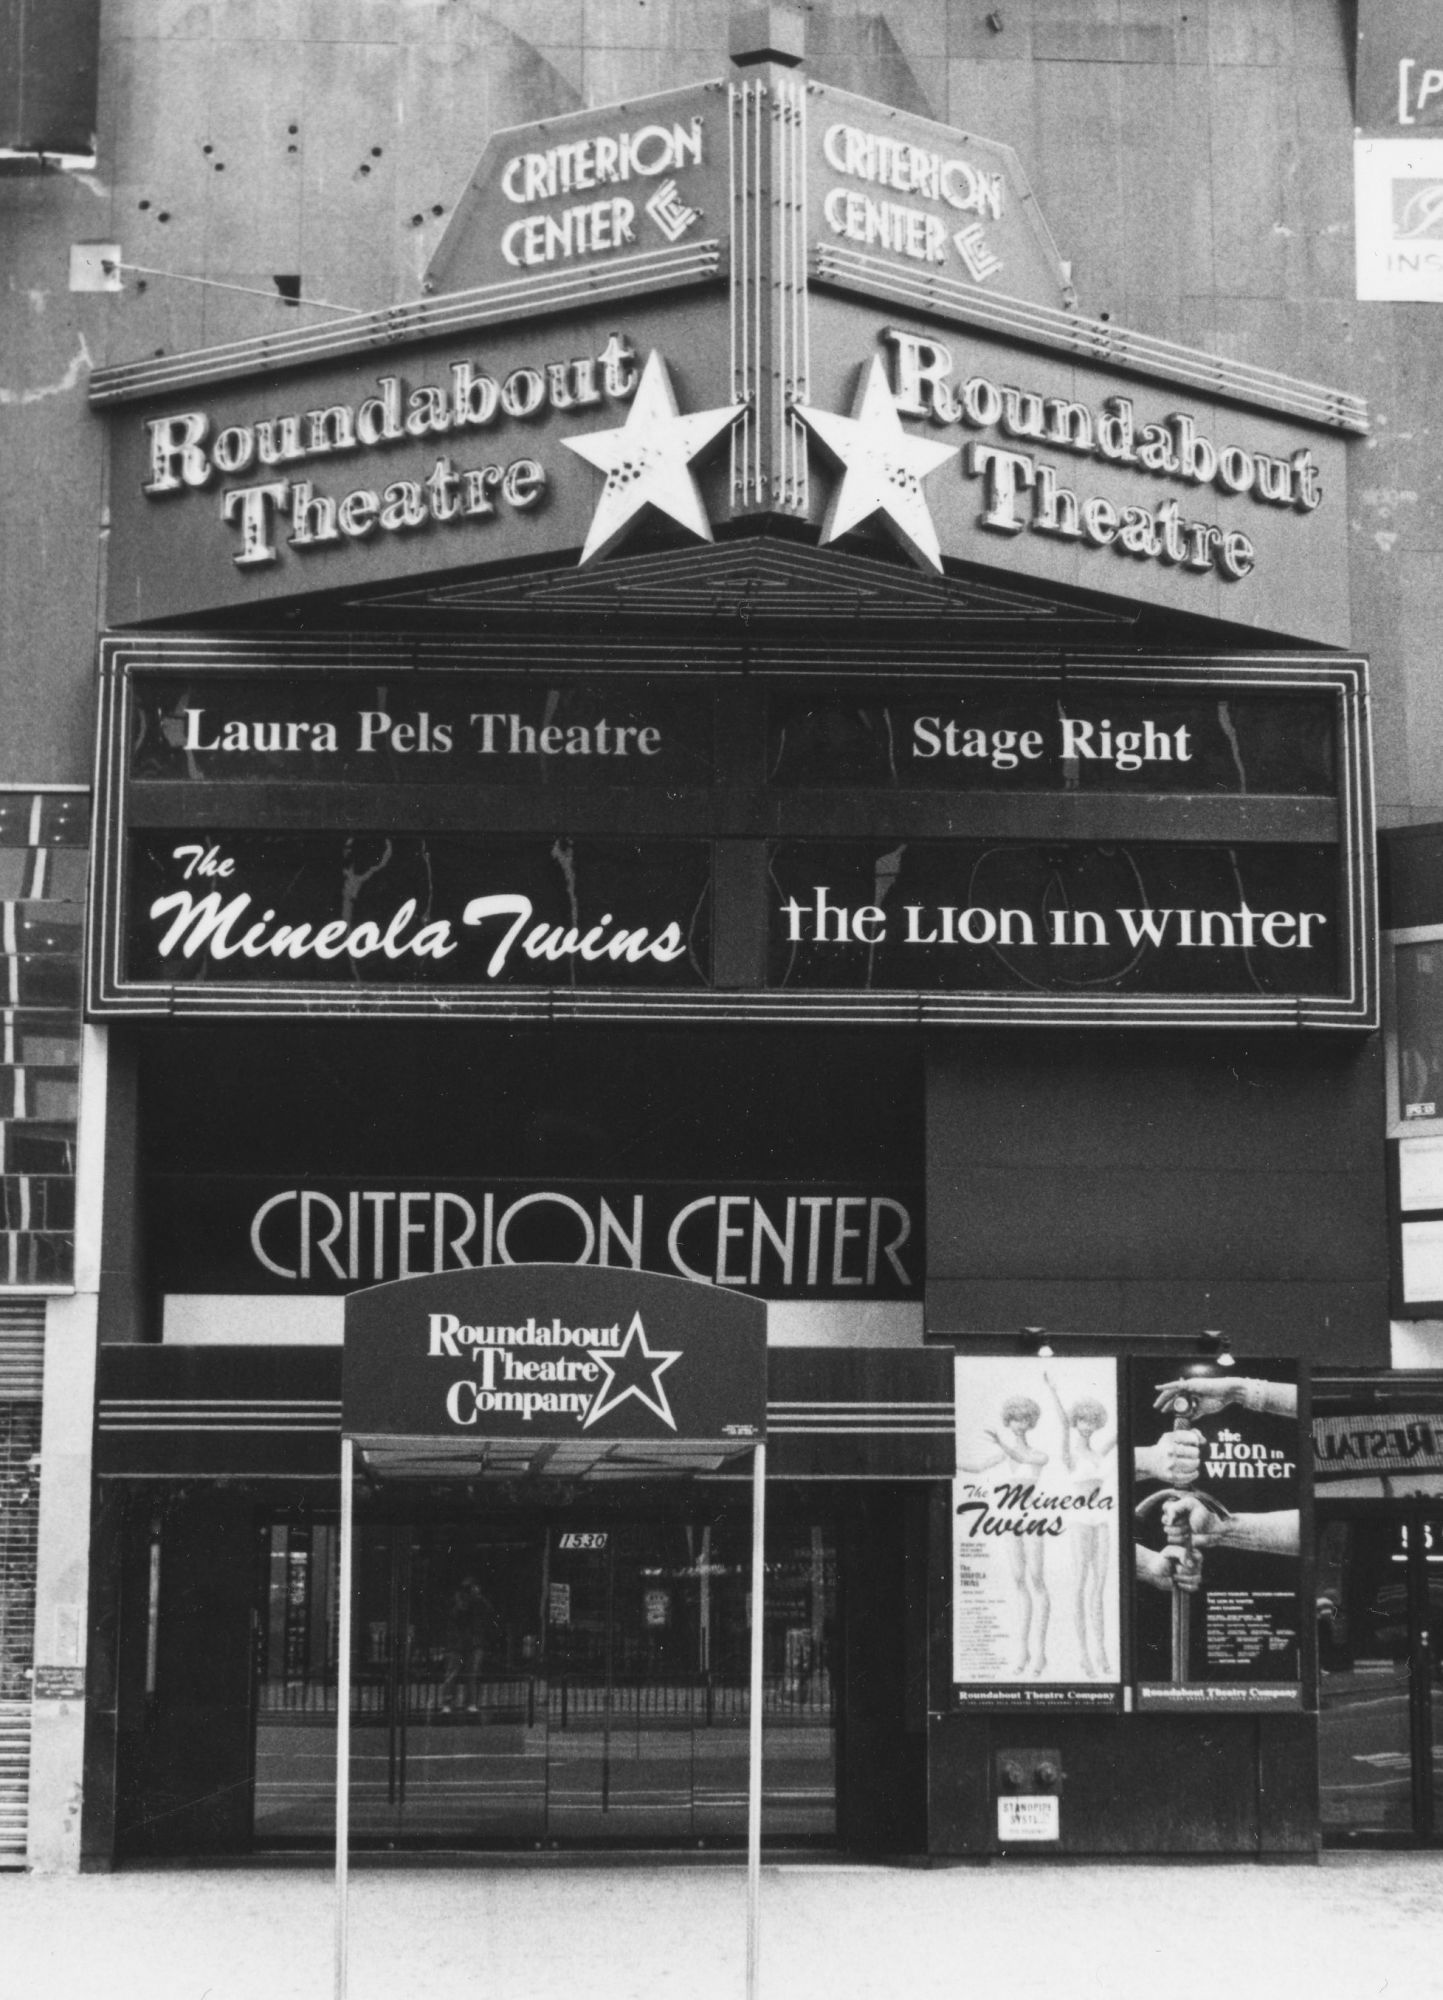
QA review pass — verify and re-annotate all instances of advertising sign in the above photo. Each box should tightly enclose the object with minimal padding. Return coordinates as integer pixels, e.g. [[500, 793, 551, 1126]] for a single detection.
[[1357, 0, 1443, 132], [1354, 0, 1443, 296], [150, 1175, 923, 1301], [802, 306, 1353, 647], [952, 1355, 1122, 1710], [102, 306, 738, 625], [126, 674, 716, 789], [767, 839, 1342, 999], [1129, 1361, 1305, 1712], [765, 683, 1337, 797], [806, 80, 1070, 309], [120, 830, 712, 992], [424, 83, 728, 294], [92, 64, 1363, 646], [342, 1263, 766, 1444], [1313, 1410, 1443, 1498], [1355, 136, 1443, 300]]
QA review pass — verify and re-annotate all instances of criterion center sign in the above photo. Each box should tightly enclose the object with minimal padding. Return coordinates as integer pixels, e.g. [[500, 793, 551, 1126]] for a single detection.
[[342, 1263, 767, 1444]]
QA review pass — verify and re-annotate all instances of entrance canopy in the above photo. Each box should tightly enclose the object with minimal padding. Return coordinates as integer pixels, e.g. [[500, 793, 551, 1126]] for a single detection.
[[341, 1261, 767, 1462], [334, 1264, 771, 2000]]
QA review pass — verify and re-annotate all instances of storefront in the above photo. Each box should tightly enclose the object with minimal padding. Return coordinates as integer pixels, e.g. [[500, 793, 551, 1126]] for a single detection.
[[80, 45, 1385, 1864]]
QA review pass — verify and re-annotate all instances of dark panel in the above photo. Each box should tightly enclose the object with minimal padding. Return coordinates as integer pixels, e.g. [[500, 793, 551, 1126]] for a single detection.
[[0, 0, 100, 157], [935, 1165, 1380, 1281], [99, 1034, 148, 1345], [927, 1711, 1316, 1856], [927, 1279, 1391, 1366], [924, 1032, 1389, 1363], [115, 1495, 257, 1858], [1382, 823, 1443, 929], [138, 1023, 923, 1182], [927, 1030, 1385, 1174], [838, 1489, 928, 1854], [80, 1484, 126, 1870]]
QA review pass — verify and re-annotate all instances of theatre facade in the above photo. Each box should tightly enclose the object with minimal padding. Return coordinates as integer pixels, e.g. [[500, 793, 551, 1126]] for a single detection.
[[72, 41, 1414, 1864]]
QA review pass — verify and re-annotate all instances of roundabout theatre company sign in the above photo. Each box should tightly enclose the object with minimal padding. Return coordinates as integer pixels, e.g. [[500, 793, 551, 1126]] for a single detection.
[[87, 69, 1375, 1034], [341, 1266, 767, 1448]]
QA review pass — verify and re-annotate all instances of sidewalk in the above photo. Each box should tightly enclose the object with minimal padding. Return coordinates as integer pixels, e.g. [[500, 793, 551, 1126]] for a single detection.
[[2, 1854, 1436, 2000]]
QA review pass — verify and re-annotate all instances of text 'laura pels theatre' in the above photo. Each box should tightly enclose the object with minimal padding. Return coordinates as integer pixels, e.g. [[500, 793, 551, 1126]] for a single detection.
[[51, 12, 1422, 1866]]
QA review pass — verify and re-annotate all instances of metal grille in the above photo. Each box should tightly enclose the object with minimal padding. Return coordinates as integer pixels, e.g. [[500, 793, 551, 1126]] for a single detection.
[[0, 791, 86, 1293], [0, 1399, 41, 1865], [0, 1302, 45, 1399]]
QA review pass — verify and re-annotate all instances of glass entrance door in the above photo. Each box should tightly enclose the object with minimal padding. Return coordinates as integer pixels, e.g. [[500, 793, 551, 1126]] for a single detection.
[[1317, 1507, 1442, 1841], [252, 1508, 837, 1848]]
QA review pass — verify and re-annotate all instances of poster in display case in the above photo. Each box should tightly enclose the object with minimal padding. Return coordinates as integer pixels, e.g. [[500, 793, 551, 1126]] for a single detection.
[[1129, 1359, 1306, 1711], [952, 1355, 1122, 1710]]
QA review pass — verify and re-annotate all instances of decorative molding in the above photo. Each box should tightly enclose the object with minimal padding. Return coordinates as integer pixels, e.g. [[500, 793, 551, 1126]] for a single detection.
[[88, 242, 724, 407], [813, 244, 1370, 436], [351, 540, 1130, 622]]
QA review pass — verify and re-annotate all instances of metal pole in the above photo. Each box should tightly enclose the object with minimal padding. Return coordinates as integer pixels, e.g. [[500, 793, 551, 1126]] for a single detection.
[[335, 1436, 354, 2000], [746, 1441, 767, 2000]]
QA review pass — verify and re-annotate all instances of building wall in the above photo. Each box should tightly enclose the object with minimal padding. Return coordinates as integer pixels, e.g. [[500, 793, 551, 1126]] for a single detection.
[[0, 0, 1429, 1867]]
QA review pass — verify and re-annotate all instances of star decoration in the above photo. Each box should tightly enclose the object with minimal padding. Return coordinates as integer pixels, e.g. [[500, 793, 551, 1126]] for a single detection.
[[583, 1313, 682, 1432], [794, 356, 961, 573], [562, 350, 743, 565]]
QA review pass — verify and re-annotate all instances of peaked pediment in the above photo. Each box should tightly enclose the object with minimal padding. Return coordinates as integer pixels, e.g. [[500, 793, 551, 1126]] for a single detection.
[[350, 540, 1132, 625]]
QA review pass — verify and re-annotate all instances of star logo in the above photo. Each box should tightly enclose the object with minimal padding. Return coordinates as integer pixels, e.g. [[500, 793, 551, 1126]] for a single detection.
[[562, 349, 743, 564], [583, 1313, 682, 1432], [794, 355, 961, 573]]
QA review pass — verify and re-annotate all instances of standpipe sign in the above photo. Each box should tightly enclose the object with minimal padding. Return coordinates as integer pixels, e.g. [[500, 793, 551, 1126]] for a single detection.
[[342, 1264, 767, 1444]]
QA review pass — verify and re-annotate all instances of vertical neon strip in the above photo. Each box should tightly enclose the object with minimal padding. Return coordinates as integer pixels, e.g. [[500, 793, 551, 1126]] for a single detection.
[[745, 1439, 767, 2000], [334, 1435, 354, 2000]]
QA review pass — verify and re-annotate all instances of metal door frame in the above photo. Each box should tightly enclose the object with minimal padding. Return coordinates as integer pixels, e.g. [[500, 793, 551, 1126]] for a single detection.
[[1318, 1498, 1442, 1847]]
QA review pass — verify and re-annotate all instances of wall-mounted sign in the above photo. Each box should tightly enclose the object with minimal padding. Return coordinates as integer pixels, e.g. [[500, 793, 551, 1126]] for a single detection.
[[91, 65, 1367, 642], [342, 1263, 767, 1444], [425, 83, 728, 292], [148, 1175, 923, 1301], [1355, 136, 1443, 300], [952, 1355, 1122, 1711], [797, 310, 1352, 645], [806, 80, 1070, 309], [1311, 1408, 1439, 1488], [103, 311, 742, 623], [1129, 1361, 1305, 1713], [90, 641, 1374, 1028], [1357, 0, 1443, 133], [1354, 5, 1443, 297]]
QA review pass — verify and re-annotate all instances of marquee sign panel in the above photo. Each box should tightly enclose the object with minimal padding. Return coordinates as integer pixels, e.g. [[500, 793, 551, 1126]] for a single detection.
[[88, 639, 1377, 1029]]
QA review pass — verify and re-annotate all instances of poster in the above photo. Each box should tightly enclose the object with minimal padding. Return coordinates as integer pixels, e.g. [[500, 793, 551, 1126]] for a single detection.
[[952, 1356, 1122, 1710], [1130, 1360, 1304, 1711]]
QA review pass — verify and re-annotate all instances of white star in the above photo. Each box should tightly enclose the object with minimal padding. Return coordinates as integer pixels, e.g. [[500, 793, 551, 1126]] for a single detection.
[[582, 1313, 682, 1432], [794, 355, 961, 573], [562, 350, 743, 565]]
